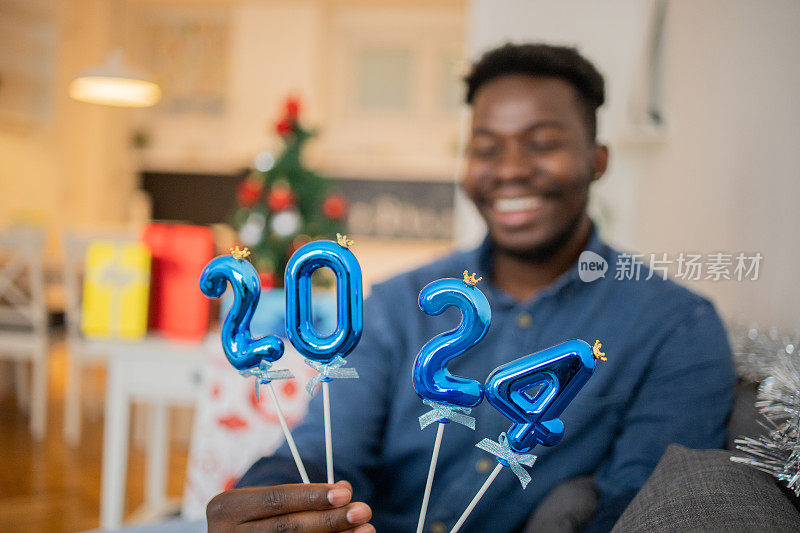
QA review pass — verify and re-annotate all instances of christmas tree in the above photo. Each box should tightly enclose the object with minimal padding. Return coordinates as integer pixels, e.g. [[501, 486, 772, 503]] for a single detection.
[[231, 96, 348, 287]]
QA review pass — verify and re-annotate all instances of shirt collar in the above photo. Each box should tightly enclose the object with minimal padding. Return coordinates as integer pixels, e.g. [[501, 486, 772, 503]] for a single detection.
[[466, 221, 608, 307]]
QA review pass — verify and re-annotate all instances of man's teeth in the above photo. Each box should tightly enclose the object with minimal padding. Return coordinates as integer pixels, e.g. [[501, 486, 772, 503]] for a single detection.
[[493, 197, 544, 213]]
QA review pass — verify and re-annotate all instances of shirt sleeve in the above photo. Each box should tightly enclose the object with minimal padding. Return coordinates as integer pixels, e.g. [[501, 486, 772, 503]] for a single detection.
[[592, 298, 736, 515], [237, 283, 403, 503]]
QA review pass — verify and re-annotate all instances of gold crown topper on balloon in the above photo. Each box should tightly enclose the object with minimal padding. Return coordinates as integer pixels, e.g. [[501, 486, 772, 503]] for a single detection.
[[463, 270, 483, 285], [336, 233, 354, 248], [592, 340, 607, 361], [230, 246, 251, 260]]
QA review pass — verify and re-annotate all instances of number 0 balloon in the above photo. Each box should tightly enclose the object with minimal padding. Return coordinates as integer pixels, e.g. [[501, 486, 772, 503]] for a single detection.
[[285, 235, 363, 368], [284, 234, 364, 484]]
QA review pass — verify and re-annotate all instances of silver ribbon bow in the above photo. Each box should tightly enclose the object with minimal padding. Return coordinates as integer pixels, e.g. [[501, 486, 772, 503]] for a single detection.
[[239, 360, 294, 400], [304, 356, 359, 395], [475, 432, 537, 489], [418, 399, 476, 430]]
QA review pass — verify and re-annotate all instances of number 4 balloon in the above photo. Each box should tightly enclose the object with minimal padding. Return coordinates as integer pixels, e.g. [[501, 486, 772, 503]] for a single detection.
[[450, 339, 607, 533]]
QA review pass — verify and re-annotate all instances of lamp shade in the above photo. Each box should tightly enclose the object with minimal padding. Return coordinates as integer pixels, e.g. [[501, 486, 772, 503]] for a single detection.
[[69, 49, 161, 107]]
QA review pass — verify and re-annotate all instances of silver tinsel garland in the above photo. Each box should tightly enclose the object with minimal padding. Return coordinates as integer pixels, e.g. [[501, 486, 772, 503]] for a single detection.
[[729, 325, 800, 496], [729, 324, 800, 383]]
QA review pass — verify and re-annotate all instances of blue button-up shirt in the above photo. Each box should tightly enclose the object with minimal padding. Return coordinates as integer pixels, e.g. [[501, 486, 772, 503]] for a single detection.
[[238, 228, 735, 532]]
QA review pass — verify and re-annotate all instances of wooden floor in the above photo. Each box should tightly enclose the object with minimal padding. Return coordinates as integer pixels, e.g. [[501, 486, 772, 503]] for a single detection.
[[0, 340, 190, 533]]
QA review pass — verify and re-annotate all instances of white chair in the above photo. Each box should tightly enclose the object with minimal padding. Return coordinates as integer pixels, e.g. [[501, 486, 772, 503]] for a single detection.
[[0, 226, 48, 440], [61, 230, 137, 446], [100, 334, 207, 529]]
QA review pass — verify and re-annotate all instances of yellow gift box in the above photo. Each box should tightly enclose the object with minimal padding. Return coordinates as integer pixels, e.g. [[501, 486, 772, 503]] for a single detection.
[[81, 241, 151, 339]]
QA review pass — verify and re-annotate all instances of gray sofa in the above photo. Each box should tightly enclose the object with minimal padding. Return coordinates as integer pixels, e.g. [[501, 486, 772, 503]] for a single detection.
[[526, 381, 800, 532]]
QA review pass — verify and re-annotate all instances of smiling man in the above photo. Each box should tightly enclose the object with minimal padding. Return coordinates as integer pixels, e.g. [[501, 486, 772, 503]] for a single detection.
[[462, 66, 607, 302], [207, 43, 734, 533]]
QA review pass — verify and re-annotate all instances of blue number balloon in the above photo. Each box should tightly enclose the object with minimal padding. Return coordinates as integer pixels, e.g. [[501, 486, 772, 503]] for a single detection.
[[285, 240, 363, 363], [199, 254, 284, 370], [412, 277, 491, 408], [485, 339, 597, 453]]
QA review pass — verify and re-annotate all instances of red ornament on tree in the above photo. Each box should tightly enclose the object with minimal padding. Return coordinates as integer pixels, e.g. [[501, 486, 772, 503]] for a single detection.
[[258, 271, 275, 289], [237, 180, 263, 207], [267, 185, 296, 211], [275, 96, 302, 136], [285, 96, 300, 119], [275, 118, 293, 136], [322, 194, 348, 220]]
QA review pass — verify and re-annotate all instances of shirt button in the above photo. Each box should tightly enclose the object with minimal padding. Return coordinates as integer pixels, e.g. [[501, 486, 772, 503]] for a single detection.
[[431, 522, 447, 533], [516, 312, 532, 328], [476, 457, 493, 473]]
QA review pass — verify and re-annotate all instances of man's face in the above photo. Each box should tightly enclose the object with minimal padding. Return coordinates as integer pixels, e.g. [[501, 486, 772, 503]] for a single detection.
[[462, 75, 606, 258]]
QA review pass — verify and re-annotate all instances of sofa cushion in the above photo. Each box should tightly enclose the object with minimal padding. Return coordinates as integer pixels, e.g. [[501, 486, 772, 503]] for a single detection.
[[524, 476, 597, 532], [612, 444, 800, 532]]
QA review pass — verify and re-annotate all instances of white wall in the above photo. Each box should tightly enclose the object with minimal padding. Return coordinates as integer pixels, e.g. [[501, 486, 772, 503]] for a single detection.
[[129, 0, 466, 177], [0, 0, 137, 231], [638, 0, 800, 328], [226, 1, 324, 168], [458, 0, 656, 251], [463, 0, 800, 327]]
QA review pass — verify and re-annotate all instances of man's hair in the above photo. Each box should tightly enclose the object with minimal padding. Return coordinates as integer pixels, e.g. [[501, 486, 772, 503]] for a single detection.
[[465, 43, 605, 139]]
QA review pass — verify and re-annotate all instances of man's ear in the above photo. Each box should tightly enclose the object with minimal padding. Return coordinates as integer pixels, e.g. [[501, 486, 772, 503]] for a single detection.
[[592, 144, 609, 181]]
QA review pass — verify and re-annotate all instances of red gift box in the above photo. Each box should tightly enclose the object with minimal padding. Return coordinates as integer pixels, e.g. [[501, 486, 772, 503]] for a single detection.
[[143, 223, 214, 341]]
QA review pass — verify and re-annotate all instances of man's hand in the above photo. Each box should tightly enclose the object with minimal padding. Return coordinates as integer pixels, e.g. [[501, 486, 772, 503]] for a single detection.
[[207, 480, 374, 532]]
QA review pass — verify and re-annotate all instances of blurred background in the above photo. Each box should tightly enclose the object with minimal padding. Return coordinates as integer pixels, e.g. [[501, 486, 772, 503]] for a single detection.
[[0, 0, 798, 531]]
